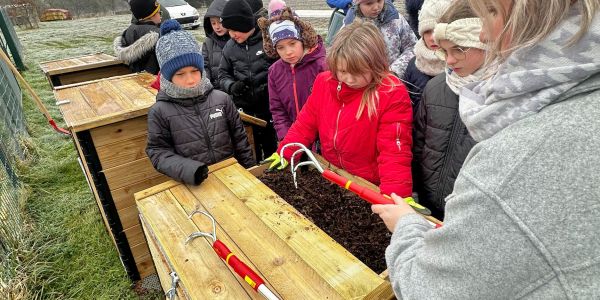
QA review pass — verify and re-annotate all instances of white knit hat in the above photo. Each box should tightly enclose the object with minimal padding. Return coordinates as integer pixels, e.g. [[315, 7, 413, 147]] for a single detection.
[[433, 17, 486, 49], [418, 0, 452, 36]]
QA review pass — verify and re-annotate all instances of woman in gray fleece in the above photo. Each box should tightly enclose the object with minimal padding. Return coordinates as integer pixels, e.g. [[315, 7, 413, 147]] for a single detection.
[[372, 0, 600, 298]]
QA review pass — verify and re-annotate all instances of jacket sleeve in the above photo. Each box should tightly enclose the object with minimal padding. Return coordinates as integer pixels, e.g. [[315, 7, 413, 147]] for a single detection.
[[277, 75, 323, 159], [411, 87, 428, 198], [390, 17, 417, 78], [224, 96, 255, 168], [218, 46, 236, 94], [202, 41, 214, 87], [268, 69, 293, 141], [146, 106, 205, 185], [377, 84, 413, 197], [385, 173, 550, 298]]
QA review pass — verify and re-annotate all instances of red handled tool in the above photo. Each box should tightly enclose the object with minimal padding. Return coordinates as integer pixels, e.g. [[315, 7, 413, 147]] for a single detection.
[[185, 210, 280, 300], [279, 143, 442, 226]]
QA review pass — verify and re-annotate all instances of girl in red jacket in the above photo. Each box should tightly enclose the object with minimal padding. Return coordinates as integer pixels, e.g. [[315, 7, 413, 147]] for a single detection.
[[266, 19, 413, 197]]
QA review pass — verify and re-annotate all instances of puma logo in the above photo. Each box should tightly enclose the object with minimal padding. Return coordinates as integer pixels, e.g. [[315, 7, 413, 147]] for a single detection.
[[209, 108, 224, 120]]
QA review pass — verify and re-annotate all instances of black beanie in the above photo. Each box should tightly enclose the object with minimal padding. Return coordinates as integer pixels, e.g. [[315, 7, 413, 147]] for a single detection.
[[221, 0, 255, 33], [129, 0, 160, 20]]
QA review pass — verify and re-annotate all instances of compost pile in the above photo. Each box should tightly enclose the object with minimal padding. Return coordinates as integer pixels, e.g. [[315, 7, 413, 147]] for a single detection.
[[260, 169, 391, 273]]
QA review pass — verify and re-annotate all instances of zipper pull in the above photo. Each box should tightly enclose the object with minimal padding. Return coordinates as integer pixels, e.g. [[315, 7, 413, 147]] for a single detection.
[[337, 82, 342, 92], [396, 123, 401, 151]]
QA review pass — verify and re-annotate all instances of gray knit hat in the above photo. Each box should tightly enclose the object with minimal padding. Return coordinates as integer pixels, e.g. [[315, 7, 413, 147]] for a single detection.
[[156, 20, 204, 81]]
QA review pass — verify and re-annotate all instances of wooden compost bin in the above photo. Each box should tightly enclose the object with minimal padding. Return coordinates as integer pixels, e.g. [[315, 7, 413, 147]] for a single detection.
[[39, 53, 131, 89], [135, 157, 395, 299], [53, 71, 268, 281]]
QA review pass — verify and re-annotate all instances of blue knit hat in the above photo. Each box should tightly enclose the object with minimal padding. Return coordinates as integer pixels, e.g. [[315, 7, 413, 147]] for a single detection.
[[156, 20, 204, 81]]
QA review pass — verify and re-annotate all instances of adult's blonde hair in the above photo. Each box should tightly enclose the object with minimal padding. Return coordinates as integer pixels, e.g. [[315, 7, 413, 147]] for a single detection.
[[468, 0, 599, 62], [327, 19, 393, 119]]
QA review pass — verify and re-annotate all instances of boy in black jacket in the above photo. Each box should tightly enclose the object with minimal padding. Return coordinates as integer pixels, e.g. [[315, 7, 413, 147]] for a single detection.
[[146, 20, 254, 185], [219, 0, 277, 162], [114, 0, 161, 74]]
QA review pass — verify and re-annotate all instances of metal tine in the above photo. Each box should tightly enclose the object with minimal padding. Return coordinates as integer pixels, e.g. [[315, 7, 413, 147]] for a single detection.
[[185, 210, 217, 244]]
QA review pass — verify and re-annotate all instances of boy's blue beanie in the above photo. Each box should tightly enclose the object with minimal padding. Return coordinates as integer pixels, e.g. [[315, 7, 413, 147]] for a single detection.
[[156, 20, 204, 81]]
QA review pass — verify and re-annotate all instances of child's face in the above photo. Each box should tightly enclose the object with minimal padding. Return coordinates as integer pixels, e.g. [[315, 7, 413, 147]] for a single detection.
[[336, 60, 373, 89], [148, 11, 162, 25], [210, 17, 227, 36], [422, 30, 438, 50], [438, 40, 485, 77], [171, 66, 202, 88], [275, 39, 304, 65], [359, 0, 384, 19], [228, 28, 255, 44]]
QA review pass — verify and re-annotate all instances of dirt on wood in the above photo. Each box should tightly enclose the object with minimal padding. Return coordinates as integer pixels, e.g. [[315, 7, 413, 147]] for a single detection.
[[260, 169, 390, 274]]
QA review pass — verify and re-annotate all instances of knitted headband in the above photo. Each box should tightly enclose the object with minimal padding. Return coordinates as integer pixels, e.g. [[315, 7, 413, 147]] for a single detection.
[[269, 20, 302, 46], [258, 4, 318, 58], [418, 0, 452, 35], [433, 18, 486, 49]]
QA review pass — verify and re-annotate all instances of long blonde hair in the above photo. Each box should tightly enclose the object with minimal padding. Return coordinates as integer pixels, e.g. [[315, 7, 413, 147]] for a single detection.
[[468, 0, 599, 63], [327, 19, 393, 119]]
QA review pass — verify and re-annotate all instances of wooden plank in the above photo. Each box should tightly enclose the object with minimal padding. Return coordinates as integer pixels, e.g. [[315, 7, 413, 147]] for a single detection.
[[56, 65, 131, 86], [177, 180, 340, 299], [363, 281, 395, 300], [39, 53, 120, 75], [239, 112, 267, 127], [54, 73, 143, 90], [103, 157, 166, 190], [137, 192, 255, 299], [212, 163, 384, 299], [118, 204, 140, 230], [112, 175, 170, 211], [124, 224, 146, 248], [131, 239, 150, 261], [247, 163, 268, 177], [54, 87, 97, 128], [315, 153, 380, 192], [244, 125, 257, 163], [77, 80, 129, 116], [135, 253, 158, 279], [142, 216, 185, 297], [96, 134, 148, 170], [109, 75, 156, 108], [89, 115, 148, 147]]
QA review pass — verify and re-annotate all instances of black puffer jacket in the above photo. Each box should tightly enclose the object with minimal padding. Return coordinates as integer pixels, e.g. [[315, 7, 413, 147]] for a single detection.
[[202, 0, 229, 90], [146, 89, 254, 185], [412, 73, 476, 220], [114, 20, 160, 74], [218, 28, 275, 120], [403, 57, 434, 116]]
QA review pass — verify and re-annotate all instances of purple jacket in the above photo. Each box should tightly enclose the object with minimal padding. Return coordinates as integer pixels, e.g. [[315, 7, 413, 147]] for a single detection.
[[268, 36, 327, 140]]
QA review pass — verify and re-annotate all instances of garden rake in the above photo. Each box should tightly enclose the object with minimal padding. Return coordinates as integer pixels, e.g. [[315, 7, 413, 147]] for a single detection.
[[0, 48, 70, 135], [185, 210, 280, 300], [279, 143, 443, 226]]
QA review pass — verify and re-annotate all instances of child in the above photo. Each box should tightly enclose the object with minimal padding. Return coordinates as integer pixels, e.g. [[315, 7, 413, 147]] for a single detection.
[[219, 0, 278, 162], [258, 0, 327, 141], [404, 0, 423, 37], [402, 0, 451, 114], [146, 20, 254, 185], [267, 20, 413, 198], [202, 0, 230, 90], [343, 0, 416, 78], [411, 0, 486, 219], [114, 0, 161, 74]]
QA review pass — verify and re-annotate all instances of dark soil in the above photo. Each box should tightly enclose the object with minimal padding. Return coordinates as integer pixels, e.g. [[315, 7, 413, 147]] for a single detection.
[[259, 169, 391, 274]]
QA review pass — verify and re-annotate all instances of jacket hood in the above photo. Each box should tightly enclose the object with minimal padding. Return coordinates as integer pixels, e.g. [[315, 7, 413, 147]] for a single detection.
[[113, 30, 159, 64], [297, 36, 326, 67], [459, 5, 600, 142], [344, 0, 399, 26], [203, 0, 228, 36]]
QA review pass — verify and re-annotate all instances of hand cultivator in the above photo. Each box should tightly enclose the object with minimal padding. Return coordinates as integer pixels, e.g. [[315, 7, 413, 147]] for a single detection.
[[185, 210, 280, 300], [279, 143, 443, 226]]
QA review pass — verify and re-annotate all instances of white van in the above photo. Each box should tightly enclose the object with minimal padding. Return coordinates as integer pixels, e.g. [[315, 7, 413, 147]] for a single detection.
[[158, 0, 201, 29]]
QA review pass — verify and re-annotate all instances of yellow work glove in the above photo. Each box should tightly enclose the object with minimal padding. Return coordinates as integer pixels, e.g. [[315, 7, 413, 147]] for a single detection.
[[260, 152, 288, 171]]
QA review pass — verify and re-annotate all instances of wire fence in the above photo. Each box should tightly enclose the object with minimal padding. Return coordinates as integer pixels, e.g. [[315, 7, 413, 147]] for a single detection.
[[0, 39, 28, 294]]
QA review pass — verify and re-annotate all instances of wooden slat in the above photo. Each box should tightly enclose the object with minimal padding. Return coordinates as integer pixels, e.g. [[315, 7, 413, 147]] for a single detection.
[[239, 112, 267, 127], [142, 216, 186, 297], [56, 65, 131, 86], [211, 163, 384, 299], [102, 157, 166, 190], [363, 281, 395, 300], [124, 224, 146, 248], [96, 134, 148, 170], [112, 175, 170, 211], [78, 80, 129, 116], [177, 180, 340, 299], [135, 253, 158, 279], [109, 75, 156, 107], [90, 115, 148, 147], [137, 192, 255, 299], [54, 87, 97, 128], [118, 204, 140, 230], [131, 239, 151, 261]]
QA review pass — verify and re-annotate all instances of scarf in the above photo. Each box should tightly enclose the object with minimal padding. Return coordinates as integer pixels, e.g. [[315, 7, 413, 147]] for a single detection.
[[446, 66, 488, 95], [459, 5, 600, 142], [414, 39, 445, 76]]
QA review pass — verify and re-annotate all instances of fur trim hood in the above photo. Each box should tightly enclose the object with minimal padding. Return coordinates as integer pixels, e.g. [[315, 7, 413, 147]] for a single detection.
[[257, 7, 318, 59], [113, 31, 159, 64]]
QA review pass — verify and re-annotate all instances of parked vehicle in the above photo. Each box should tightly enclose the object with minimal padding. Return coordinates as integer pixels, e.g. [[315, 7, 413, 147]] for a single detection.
[[158, 0, 201, 29]]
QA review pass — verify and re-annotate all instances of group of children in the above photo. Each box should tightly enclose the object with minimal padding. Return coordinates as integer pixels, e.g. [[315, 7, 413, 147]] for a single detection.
[[118, 0, 492, 221]]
